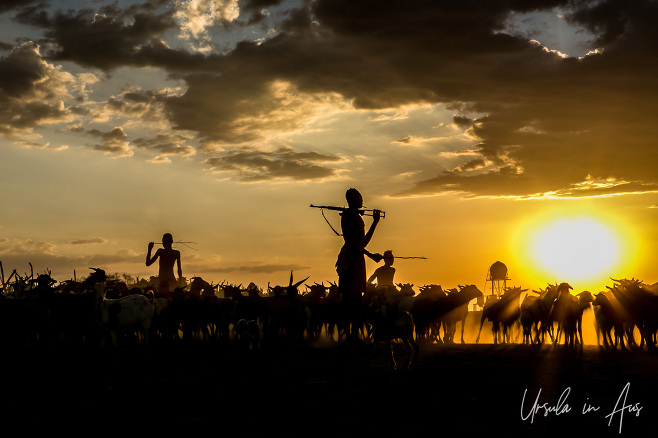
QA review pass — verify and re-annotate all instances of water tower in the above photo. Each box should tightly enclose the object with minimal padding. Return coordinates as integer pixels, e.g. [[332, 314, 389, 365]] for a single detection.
[[485, 261, 509, 298]]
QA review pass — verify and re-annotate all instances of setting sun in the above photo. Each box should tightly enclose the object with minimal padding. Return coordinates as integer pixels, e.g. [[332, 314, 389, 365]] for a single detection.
[[528, 217, 621, 281]]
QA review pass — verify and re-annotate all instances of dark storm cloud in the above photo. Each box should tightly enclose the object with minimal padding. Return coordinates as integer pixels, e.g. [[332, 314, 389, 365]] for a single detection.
[[0, 39, 53, 97], [452, 115, 474, 129], [15, 5, 180, 71], [241, 0, 286, 11], [0, 0, 43, 14], [6, 0, 658, 195], [0, 41, 76, 137], [204, 146, 344, 181]]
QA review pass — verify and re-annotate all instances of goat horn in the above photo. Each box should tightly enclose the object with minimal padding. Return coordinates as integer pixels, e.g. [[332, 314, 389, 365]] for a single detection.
[[293, 276, 310, 289]]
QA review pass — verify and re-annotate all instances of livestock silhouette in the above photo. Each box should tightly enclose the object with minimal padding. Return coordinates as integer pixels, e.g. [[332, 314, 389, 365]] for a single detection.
[[523, 283, 562, 344], [365, 301, 419, 370], [476, 286, 527, 344], [607, 278, 658, 351], [404, 284, 446, 343], [303, 282, 332, 341], [592, 291, 627, 349], [551, 289, 594, 347], [437, 285, 484, 344], [93, 282, 155, 348], [5, 256, 658, 352], [262, 271, 310, 342], [520, 291, 541, 344]]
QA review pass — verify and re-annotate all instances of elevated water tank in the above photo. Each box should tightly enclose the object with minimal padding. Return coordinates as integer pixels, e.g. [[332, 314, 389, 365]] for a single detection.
[[489, 261, 508, 281]]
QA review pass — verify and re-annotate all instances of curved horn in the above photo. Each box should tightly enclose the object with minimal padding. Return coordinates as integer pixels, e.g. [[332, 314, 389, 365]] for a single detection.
[[293, 276, 310, 289]]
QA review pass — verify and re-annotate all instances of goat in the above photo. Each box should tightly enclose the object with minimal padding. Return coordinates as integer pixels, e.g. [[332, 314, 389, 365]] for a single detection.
[[520, 291, 540, 344], [592, 291, 626, 349], [552, 289, 594, 347], [235, 319, 261, 351], [151, 296, 180, 343], [409, 284, 446, 343], [261, 272, 310, 342], [476, 286, 526, 344], [45, 289, 101, 346], [608, 278, 658, 351], [524, 283, 561, 344], [93, 282, 155, 347], [367, 304, 419, 370], [436, 285, 484, 344], [322, 281, 349, 342], [303, 282, 330, 341]]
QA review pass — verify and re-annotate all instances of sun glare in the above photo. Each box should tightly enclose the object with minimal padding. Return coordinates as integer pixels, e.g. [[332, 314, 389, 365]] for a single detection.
[[528, 217, 621, 282]]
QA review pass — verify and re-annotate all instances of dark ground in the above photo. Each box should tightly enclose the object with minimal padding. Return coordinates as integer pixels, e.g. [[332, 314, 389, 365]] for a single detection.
[[1, 338, 657, 436]]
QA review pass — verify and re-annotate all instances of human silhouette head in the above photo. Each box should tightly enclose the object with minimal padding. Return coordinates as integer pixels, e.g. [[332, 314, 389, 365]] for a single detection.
[[162, 233, 173, 249], [345, 188, 363, 208], [383, 250, 394, 266]]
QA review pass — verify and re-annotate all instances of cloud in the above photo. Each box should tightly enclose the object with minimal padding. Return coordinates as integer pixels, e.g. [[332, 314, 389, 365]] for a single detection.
[[0, 42, 80, 138], [452, 115, 474, 129], [166, 79, 347, 146], [0, 0, 41, 14], [146, 156, 170, 164], [174, 0, 240, 50], [190, 263, 311, 275], [87, 126, 134, 157], [132, 134, 196, 158], [181, 253, 310, 276], [0, 238, 141, 280], [5, 0, 658, 198], [68, 237, 109, 245], [17, 5, 179, 71], [204, 145, 345, 181]]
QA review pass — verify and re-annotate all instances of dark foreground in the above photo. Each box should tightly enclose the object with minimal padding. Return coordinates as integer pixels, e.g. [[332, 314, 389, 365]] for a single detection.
[[2, 340, 656, 436]]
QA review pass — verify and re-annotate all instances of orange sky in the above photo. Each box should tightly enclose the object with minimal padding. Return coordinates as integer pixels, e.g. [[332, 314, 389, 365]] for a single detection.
[[0, 0, 656, 294]]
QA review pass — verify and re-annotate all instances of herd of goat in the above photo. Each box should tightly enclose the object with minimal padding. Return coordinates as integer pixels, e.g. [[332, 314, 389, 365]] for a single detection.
[[1, 266, 658, 364]]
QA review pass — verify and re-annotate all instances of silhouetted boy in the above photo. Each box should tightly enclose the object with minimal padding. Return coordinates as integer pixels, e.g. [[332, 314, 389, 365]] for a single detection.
[[146, 233, 182, 295], [367, 250, 396, 290]]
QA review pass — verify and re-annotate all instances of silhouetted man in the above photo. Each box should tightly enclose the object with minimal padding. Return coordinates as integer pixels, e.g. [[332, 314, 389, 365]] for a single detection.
[[146, 233, 182, 295], [335, 188, 382, 341]]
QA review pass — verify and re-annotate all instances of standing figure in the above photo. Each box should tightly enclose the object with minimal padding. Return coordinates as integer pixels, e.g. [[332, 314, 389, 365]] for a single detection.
[[335, 188, 382, 340], [146, 233, 183, 295]]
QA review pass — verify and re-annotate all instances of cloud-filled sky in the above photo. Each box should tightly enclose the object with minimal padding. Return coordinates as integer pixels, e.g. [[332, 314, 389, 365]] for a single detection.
[[0, 0, 656, 292]]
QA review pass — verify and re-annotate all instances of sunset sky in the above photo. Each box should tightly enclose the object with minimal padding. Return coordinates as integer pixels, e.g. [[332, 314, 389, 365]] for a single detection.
[[0, 0, 656, 295]]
